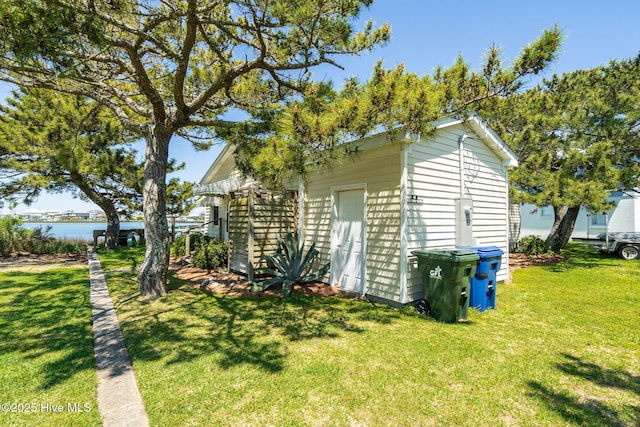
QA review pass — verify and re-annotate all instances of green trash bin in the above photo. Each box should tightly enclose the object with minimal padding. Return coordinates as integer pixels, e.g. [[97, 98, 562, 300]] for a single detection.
[[411, 249, 479, 323]]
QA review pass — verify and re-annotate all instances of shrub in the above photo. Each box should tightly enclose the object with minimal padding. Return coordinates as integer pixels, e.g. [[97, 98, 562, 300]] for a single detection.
[[515, 235, 550, 256], [170, 232, 206, 257], [0, 216, 26, 256], [37, 238, 86, 254], [0, 216, 84, 256], [190, 239, 229, 271], [252, 232, 330, 298]]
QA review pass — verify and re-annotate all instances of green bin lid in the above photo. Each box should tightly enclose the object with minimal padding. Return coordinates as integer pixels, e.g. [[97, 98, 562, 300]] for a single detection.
[[411, 248, 478, 262]]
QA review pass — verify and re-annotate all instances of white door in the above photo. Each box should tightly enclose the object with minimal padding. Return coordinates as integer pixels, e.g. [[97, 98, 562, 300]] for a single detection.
[[334, 189, 365, 294]]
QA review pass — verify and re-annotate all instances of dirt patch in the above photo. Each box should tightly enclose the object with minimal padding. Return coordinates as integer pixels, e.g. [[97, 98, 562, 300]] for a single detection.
[[0, 252, 88, 272], [509, 252, 567, 270], [169, 258, 347, 298]]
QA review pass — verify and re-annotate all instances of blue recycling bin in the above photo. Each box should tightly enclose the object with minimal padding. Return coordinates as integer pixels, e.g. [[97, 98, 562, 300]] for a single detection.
[[457, 246, 503, 311]]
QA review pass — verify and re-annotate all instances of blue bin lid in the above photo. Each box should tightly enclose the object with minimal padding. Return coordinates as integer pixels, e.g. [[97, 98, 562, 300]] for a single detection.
[[457, 246, 504, 259]]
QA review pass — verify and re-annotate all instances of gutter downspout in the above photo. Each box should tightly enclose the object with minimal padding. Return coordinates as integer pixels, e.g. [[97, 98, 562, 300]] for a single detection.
[[503, 161, 511, 279], [399, 141, 410, 304], [459, 134, 468, 197], [298, 176, 305, 243]]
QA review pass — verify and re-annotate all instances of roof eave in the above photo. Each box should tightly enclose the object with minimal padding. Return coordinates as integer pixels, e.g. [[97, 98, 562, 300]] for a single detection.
[[462, 114, 518, 168], [198, 143, 236, 185]]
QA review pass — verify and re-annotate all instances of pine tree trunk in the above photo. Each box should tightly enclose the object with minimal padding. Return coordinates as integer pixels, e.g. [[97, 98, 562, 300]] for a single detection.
[[546, 205, 581, 252], [68, 171, 120, 249], [137, 124, 171, 298]]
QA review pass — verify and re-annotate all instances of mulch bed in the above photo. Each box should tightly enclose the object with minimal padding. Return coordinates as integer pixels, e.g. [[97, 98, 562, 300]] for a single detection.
[[169, 258, 346, 298], [509, 252, 567, 270]]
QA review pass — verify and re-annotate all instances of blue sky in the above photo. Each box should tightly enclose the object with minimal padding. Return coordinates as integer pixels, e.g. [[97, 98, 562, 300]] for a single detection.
[[2, 0, 639, 214]]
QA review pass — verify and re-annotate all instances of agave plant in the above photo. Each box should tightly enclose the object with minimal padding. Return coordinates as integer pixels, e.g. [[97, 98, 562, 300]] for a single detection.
[[252, 231, 330, 298]]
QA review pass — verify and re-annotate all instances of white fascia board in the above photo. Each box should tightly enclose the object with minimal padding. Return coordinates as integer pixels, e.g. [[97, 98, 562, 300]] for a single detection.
[[198, 143, 236, 185], [467, 115, 519, 168], [433, 114, 518, 168]]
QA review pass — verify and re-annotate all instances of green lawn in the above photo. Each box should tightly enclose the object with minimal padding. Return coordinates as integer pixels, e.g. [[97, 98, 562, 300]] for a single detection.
[[0, 265, 100, 427], [3, 244, 636, 426], [100, 244, 639, 426]]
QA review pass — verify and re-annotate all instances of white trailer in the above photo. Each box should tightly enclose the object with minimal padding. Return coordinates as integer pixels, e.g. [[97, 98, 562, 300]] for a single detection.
[[573, 232, 640, 260]]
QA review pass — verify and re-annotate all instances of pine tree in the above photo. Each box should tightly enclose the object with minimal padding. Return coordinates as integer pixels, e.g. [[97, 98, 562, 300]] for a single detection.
[[0, 0, 393, 297], [229, 28, 563, 188], [484, 57, 640, 251], [0, 88, 140, 248], [0, 1, 561, 298]]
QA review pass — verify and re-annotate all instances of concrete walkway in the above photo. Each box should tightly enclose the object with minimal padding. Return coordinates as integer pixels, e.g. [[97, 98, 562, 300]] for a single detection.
[[88, 249, 149, 427]]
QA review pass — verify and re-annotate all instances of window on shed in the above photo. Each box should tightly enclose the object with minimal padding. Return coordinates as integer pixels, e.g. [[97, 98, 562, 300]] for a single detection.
[[213, 206, 219, 224]]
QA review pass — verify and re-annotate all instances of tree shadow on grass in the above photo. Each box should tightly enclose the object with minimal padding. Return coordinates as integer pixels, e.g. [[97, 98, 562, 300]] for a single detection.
[[113, 274, 405, 374], [527, 353, 640, 426], [0, 269, 95, 390], [116, 290, 288, 372], [556, 353, 640, 396]]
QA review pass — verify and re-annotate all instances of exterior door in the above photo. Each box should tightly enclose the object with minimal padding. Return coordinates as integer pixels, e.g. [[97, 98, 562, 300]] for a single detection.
[[334, 189, 365, 294]]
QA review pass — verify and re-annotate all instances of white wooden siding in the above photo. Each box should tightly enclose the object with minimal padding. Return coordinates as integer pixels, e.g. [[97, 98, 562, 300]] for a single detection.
[[228, 197, 249, 274], [405, 125, 510, 301], [203, 206, 220, 240], [303, 141, 403, 302], [463, 134, 510, 267]]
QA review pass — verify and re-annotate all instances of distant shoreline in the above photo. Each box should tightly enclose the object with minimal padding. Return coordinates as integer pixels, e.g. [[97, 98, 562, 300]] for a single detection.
[[21, 221, 202, 240], [22, 220, 112, 224], [22, 219, 202, 224]]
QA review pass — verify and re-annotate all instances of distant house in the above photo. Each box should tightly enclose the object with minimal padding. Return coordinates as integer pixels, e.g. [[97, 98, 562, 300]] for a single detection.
[[54, 211, 91, 221], [197, 114, 518, 307], [89, 210, 107, 221], [18, 208, 47, 221], [519, 189, 640, 240]]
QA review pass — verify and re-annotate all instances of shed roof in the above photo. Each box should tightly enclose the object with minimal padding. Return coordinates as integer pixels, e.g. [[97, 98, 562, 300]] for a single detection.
[[198, 113, 518, 191], [300, 114, 518, 167], [199, 143, 237, 186]]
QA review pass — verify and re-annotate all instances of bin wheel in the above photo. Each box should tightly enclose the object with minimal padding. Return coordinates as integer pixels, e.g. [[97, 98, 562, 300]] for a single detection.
[[617, 244, 639, 260], [415, 299, 431, 316]]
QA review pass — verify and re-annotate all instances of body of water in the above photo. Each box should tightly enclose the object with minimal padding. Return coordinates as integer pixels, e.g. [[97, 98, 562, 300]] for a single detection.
[[23, 221, 197, 241]]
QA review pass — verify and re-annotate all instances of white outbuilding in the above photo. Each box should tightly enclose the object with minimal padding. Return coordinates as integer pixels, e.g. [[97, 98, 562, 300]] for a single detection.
[[197, 114, 518, 307]]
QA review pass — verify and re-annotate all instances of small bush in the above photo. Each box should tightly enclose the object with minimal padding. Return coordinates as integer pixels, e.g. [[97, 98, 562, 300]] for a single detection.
[[515, 235, 550, 256], [38, 238, 86, 254], [0, 216, 28, 256], [170, 232, 206, 257], [190, 239, 229, 271], [22, 226, 55, 254]]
